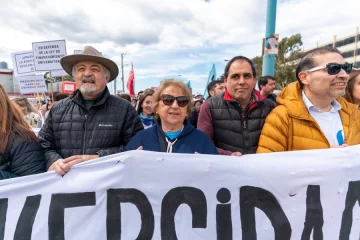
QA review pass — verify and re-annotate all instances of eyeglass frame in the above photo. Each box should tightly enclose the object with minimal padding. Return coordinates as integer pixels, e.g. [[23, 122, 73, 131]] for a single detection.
[[160, 94, 190, 107], [305, 62, 353, 75]]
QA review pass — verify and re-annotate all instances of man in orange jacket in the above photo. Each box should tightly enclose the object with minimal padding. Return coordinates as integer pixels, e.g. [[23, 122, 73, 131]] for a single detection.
[[257, 46, 360, 153]]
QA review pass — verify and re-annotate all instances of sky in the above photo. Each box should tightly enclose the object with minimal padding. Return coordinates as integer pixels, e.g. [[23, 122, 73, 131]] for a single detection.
[[0, 0, 359, 95]]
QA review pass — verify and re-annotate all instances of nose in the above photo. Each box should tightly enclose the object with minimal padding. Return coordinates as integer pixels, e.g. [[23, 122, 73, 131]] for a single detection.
[[84, 68, 93, 77], [337, 68, 349, 79], [238, 76, 246, 84], [171, 99, 179, 108]]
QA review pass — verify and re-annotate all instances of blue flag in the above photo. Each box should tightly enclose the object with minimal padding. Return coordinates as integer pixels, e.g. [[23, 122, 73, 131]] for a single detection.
[[186, 81, 192, 88]]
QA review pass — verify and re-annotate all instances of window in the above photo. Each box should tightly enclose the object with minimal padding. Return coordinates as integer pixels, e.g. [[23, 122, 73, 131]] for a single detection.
[[358, 34, 360, 41], [354, 61, 360, 68], [342, 50, 354, 59], [335, 36, 356, 48], [357, 48, 360, 56]]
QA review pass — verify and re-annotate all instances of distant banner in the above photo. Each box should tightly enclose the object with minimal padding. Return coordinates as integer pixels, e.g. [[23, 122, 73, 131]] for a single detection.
[[32, 40, 67, 71], [11, 50, 35, 77], [16, 75, 47, 94], [264, 33, 279, 55], [1, 147, 360, 239]]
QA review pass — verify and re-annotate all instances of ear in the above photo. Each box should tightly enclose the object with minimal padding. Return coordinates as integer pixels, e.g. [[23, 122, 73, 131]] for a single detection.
[[209, 90, 214, 97], [106, 75, 111, 83], [298, 71, 310, 86]]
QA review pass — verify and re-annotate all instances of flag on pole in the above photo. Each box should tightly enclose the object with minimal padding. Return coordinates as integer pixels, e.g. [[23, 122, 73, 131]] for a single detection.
[[203, 64, 216, 99], [186, 80, 192, 88], [126, 62, 135, 97]]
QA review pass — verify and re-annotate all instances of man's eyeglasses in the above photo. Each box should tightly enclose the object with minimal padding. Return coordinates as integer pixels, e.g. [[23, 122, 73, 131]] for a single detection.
[[160, 94, 189, 107], [306, 63, 353, 75]]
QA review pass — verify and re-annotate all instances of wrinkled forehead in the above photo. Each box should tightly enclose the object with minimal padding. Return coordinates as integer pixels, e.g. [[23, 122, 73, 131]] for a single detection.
[[75, 60, 104, 68], [312, 52, 345, 66]]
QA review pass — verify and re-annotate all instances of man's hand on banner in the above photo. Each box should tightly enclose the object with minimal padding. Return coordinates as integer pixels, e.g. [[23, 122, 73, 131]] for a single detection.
[[331, 144, 349, 148], [48, 159, 67, 176], [62, 155, 99, 172], [136, 146, 143, 150], [231, 152, 242, 156]]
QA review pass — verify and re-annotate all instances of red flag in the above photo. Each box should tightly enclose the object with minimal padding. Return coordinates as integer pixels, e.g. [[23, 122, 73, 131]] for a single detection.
[[126, 62, 135, 97]]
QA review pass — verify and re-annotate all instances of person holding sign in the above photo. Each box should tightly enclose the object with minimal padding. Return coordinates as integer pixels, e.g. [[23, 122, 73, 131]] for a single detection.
[[126, 79, 218, 154], [38, 46, 143, 175], [257, 46, 360, 153], [0, 85, 45, 180]]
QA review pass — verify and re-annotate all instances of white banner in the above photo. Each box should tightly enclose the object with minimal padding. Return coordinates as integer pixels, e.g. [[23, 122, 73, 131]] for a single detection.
[[16, 75, 47, 94], [32, 40, 67, 71], [11, 51, 35, 77], [1, 147, 360, 239]]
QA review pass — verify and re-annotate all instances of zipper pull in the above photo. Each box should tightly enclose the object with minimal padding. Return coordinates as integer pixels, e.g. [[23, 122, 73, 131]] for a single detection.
[[243, 120, 247, 129]]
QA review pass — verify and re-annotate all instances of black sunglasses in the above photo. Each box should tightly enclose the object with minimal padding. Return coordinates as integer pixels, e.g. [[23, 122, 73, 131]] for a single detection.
[[306, 62, 353, 75], [161, 94, 189, 107]]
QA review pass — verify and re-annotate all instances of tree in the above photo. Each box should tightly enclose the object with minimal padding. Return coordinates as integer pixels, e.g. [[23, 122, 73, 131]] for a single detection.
[[252, 33, 303, 90]]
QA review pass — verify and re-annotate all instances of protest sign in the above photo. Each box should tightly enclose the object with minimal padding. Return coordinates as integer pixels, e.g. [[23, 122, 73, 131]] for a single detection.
[[61, 81, 76, 93], [32, 40, 67, 71], [51, 70, 68, 77], [16, 75, 47, 94], [264, 33, 279, 55], [11, 51, 35, 77], [1, 147, 360, 239]]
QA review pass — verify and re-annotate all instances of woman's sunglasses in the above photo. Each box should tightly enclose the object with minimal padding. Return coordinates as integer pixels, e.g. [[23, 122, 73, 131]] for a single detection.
[[160, 94, 189, 107], [306, 62, 353, 75]]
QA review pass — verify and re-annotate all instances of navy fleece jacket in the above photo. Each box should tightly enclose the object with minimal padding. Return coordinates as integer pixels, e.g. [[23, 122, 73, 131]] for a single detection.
[[125, 120, 218, 155]]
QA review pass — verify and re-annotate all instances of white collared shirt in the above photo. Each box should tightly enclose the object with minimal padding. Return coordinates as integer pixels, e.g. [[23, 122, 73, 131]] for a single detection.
[[302, 91, 344, 146]]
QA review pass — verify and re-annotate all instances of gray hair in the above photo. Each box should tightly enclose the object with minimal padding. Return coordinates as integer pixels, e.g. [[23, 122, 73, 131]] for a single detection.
[[72, 63, 111, 79]]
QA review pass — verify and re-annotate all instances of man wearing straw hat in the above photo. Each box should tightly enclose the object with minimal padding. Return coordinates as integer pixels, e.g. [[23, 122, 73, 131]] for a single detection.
[[39, 46, 143, 175]]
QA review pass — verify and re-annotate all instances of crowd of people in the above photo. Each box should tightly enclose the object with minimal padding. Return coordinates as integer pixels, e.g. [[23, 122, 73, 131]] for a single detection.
[[1, 44, 360, 179]]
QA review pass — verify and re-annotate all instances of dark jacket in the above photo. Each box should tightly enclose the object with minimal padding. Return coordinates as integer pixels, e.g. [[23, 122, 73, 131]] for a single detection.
[[0, 134, 45, 180], [187, 108, 199, 128], [266, 93, 277, 103], [198, 89, 275, 155], [39, 87, 144, 169], [125, 119, 218, 154]]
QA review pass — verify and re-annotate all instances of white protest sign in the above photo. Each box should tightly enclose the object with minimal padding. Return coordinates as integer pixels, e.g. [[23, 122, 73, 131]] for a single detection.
[[32, 40, 67, 71], [1, 147, 360, 239], [16, 75, 47, 94], [11, 51, 35, 77], [51, 70, 69, 77]]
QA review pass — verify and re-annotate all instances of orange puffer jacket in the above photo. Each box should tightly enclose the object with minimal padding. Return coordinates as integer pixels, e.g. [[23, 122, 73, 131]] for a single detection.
[[257, 81, 360, 153]]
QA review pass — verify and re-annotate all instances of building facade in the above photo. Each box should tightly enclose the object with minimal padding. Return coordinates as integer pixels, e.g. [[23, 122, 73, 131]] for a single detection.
[[306, 28, 360, 68]]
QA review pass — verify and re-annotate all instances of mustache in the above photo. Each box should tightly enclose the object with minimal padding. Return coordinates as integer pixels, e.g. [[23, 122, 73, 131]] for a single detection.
[[330, 77, 347, 84], [82, 77, 96, 82]]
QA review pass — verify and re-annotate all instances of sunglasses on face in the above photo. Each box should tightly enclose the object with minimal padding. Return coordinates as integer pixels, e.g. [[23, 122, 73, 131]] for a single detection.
[[306, 62, 353, 75], [160, 94, 189, 107]]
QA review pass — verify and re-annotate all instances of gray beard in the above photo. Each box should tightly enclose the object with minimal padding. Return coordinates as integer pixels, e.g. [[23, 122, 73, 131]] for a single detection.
[[80, 84, 97, 95]]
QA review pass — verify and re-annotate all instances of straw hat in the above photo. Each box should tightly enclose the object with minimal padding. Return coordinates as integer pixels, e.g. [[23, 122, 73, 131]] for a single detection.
[[60, 46, 119, 81]]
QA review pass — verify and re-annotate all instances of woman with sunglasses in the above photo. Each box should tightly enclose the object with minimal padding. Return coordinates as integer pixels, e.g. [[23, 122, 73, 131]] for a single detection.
[[0, 85, 45, 180], [345, 70, 360, 106], [137, 91, 155, 129], [126, 79, 218, 154]]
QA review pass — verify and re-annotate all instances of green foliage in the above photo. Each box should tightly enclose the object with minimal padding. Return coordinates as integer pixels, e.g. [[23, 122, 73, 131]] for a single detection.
[[252, 33, 303, 89]]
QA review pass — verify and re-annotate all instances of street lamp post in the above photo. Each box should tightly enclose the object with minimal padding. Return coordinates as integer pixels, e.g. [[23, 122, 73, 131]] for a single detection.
[[120, 52, 128, 93]]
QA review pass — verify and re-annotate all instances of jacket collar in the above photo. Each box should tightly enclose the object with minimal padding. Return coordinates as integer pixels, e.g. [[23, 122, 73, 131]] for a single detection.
[[71, 87, 110, 109], [154, 119, 195, 139], [224, 88, 265, 102], [277, 81, 356, 120]]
